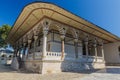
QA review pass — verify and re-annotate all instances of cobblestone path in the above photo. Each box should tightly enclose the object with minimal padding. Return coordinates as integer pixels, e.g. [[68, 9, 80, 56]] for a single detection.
[[0, 64, 120, 80]]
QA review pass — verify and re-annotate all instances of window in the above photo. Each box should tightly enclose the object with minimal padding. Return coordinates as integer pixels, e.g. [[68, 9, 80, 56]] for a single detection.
[[118, 46, 120, 56]]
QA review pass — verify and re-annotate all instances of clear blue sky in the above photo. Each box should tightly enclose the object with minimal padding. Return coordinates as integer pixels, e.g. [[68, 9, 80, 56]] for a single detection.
[[0, 0, 120, 37]]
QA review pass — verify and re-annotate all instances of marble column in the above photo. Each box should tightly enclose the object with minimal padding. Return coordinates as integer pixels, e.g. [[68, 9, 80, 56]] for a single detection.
[[13, 46, 17, 57], [74, 39, 78, 58], [27, 40, 31, 59], [85, 37, 89, 57], [42, 19, 50, 59], [94, 38, 97, 61], [23, 43, 26, 55], [16, 47, 19, 57], [33, 35, 38, 59], [72, 29, 79, 59], [18, 44, 22, 69], [60, 35, 65, 60], [85, 41, 89, 57], [42, 27, 49, 58], [18, 46, 21, 58], [101, 42, 104, 61], [55, 24, 67, 60], [23, 42, 26, 61]]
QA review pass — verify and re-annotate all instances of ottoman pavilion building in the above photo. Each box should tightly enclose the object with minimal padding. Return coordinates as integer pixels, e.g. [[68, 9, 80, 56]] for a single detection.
[[6, 2, 120, 74]]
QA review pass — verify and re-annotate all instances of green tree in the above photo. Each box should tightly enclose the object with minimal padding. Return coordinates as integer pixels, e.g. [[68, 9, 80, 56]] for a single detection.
[[0, 24, 11, 48]]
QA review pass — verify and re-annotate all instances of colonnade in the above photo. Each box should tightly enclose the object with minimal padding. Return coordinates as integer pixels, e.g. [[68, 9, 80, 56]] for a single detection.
[[12, 18, 105, 65]]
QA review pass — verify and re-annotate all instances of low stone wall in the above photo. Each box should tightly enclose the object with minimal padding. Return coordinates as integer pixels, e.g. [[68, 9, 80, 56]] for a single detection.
[[61, 60, 105, 72], [24, 59, 105, 74], [11, 56, 105, 74], [21, 54, 105, 74], [25, 60, 62, 74], [61, 60, 82, 72], [25, 60, 42, 73], [42, 60, 62, 74]]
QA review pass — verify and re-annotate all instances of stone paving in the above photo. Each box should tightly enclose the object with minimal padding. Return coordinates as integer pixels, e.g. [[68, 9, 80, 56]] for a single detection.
[[0, 64, 120, 80]]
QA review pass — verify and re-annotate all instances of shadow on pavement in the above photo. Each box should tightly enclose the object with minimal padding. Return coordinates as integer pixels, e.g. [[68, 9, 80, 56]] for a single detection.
[[96, 66, 120, 74], [0, 64, 16, 73], [0, 64, 120, 75], [62, 66, 120, 74]]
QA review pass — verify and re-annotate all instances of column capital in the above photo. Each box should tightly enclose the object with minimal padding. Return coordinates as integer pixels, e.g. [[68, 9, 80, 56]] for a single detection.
[[41, 18, 51, 26], [85, 41, 88, 45], [84, 35, 89, 42], [23, 42, 26, 46], [28, 39, 32, 44], [60, 35, 65, 40], [59, 27, 67, 40], [33, 29, 39, 36], [93, 37, 97, 44], [33, 35, 38, 41], [71, 28, 79, 39], [27, 31, 33, 40], [41, 19, 51, 36], [23, 35, 27, 43], [93, 40, 97, 47], [42, 19, 51, 30], [43, 29, 49, 36], [74, 38, 78, 43], [93, 44, 97, 47]]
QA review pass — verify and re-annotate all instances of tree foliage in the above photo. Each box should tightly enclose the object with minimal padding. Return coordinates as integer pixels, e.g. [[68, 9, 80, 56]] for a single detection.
[[0, 24, 11, 48]]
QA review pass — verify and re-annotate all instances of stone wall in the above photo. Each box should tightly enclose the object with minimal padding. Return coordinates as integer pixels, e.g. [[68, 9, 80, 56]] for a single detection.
[[24, 57, 105, 74], [104, 42, 120, 65], [61, 60, 105, 72]]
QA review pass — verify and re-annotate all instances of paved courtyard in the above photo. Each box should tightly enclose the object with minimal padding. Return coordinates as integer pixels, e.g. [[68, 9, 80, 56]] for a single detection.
[[0, 64, 120, 80]]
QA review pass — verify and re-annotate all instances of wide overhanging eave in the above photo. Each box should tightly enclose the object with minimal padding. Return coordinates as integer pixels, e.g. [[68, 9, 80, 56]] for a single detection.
[[6, 2, 120, 44]]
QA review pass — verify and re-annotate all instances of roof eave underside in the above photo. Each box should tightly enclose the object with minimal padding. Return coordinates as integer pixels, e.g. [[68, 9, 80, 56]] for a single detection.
[[7, 2, 120, 44]]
